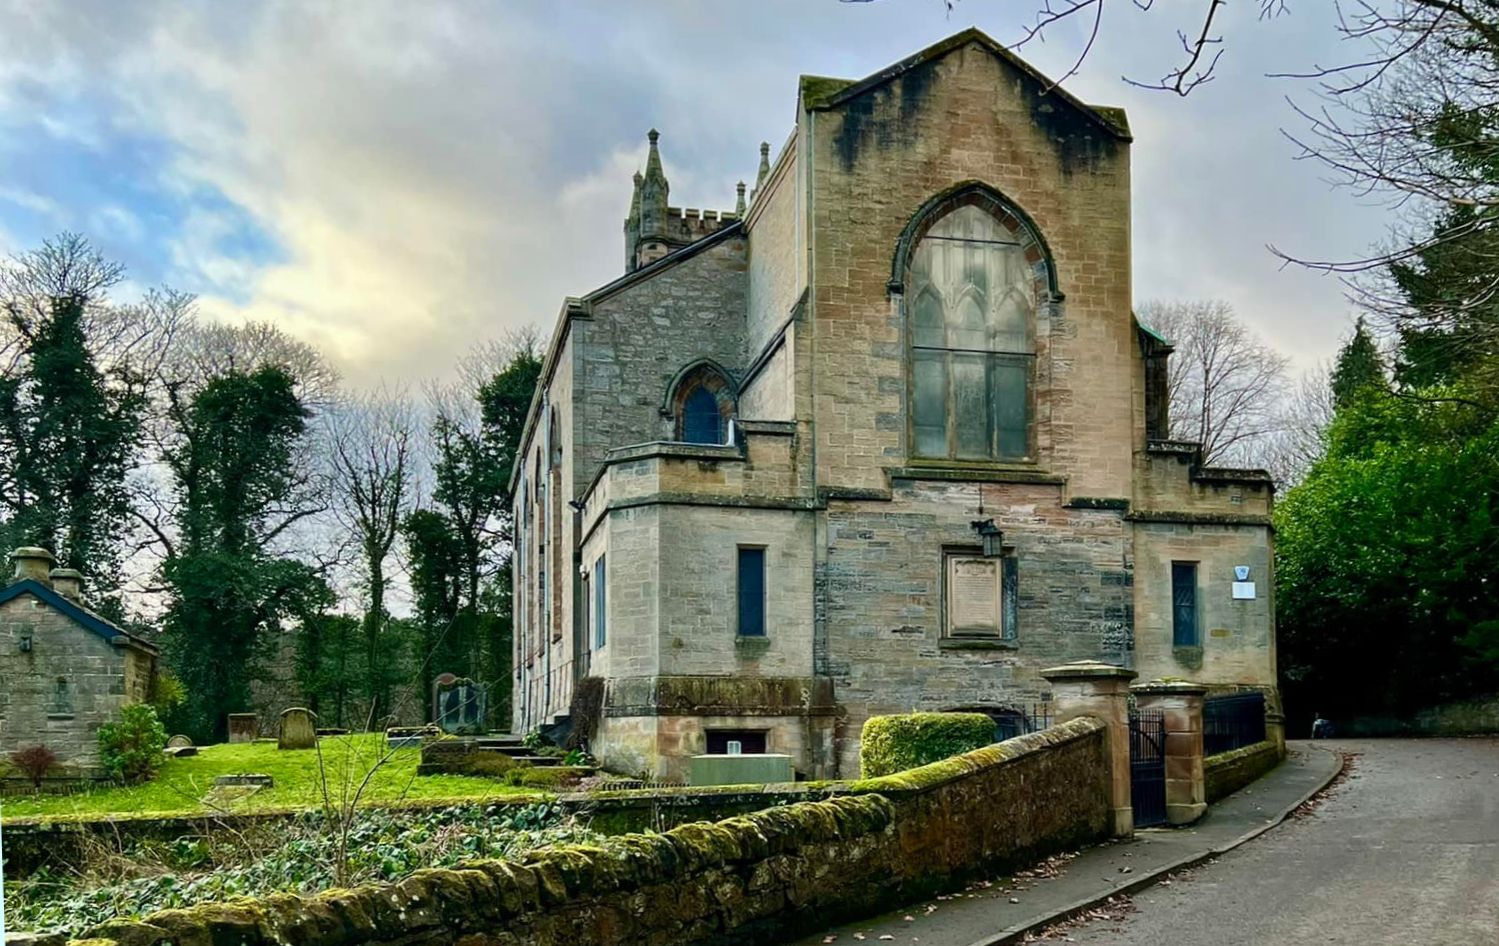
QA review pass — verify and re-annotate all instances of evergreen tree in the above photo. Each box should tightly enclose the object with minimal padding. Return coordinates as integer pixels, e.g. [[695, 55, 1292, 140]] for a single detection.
[[402, 507, 464, 722], [159, 366, 324, 742], [0, 292, 146, 608], [1329, 318, 1387, 412], [409, 340, 541, 727]]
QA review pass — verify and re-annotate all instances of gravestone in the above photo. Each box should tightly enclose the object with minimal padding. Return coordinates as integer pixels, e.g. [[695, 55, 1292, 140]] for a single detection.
[[278, 707, 318, 750], [432, 675, 486, 735], [227, 713, 260, 743], [166, 734, 194, 749]]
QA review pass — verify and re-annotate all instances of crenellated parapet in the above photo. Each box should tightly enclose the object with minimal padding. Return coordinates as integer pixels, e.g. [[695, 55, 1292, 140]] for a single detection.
[[623, 129, 753, 272]]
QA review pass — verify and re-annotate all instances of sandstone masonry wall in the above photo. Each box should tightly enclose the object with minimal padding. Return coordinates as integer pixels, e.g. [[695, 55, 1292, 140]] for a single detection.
[[0, 595, 135, 769], [67, 718, 1109, 946], [1203, 739, 1281, 803]]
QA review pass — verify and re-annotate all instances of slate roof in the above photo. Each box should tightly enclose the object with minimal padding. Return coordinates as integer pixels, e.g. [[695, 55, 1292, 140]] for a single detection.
[[0, 578, 159, 655]]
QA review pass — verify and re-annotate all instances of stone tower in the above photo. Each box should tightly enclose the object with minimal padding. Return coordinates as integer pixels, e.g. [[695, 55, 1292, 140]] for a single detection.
[[623, 129, 745, 274]]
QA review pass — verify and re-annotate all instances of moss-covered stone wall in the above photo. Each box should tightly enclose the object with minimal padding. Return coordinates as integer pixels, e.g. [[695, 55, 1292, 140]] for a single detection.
[[1204, 739, 1280, 803], [62, 718, 1109, 946]]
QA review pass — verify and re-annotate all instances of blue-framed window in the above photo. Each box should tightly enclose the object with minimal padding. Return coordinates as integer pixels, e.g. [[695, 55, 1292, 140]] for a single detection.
[[1172, 561, 1199, 647], [737, 546, 766, 637], [593, 555, 607, 649], [681, 385, 725, 444]]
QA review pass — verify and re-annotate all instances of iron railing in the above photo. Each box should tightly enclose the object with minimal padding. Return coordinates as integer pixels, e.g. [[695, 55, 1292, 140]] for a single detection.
[[1203, 691, 1267, 756], [992, 703, 1053, 741]]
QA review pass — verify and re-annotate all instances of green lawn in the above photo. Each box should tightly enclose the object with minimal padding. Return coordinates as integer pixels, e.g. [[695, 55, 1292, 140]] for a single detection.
[[0, 734, 529, 822]]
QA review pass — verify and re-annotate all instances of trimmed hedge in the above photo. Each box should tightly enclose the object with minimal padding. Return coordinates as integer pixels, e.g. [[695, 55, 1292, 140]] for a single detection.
[[860, 712, 996, 778]]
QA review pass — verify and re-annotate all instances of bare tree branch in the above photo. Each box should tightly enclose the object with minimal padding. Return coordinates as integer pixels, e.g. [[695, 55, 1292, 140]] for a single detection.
[[1138, 299, 1291, 467]]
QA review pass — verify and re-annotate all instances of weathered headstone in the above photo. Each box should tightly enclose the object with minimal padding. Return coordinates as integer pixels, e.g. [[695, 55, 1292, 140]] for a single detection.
[[432, 675, 486, 735], [166, 734, 194, 749], [278, 707, 318, 750], [227, 713, 260, 744]]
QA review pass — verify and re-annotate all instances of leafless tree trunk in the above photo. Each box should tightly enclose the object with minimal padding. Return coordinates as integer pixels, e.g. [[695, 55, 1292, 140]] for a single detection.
[[1137, 299, 1290, 468], [327, 387, 416, 727]]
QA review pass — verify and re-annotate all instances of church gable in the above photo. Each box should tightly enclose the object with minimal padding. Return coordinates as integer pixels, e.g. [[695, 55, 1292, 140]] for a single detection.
[[800, 28, 1129, 138], [800, 28, 1129, 175]]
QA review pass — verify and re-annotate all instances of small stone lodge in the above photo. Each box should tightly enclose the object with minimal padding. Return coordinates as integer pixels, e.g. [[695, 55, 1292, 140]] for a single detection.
[[0, 547, 158, 774], [512, 29, 1278, 780]]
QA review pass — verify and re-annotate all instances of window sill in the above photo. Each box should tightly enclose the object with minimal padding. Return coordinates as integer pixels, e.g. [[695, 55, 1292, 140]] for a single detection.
[[46, 713, 76, 720], [735, 634, 771, 652], [939, 637, 1019, 651], [891, 463, 1064, 486]]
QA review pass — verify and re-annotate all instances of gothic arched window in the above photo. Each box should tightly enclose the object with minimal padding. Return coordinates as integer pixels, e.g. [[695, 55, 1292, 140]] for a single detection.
[[682, 385, 724, 444], [668, 362, 736, 445], [905, 194, 1042, 461]]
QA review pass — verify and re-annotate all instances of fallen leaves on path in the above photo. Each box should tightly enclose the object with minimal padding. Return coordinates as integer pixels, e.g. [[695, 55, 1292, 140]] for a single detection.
[[1023, 895, 1138, 941], [1291, 751, 1361, 821]]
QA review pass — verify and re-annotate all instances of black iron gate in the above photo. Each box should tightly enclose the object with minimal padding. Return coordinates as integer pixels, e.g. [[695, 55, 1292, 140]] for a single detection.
[[1129, 708, 1167, 828]]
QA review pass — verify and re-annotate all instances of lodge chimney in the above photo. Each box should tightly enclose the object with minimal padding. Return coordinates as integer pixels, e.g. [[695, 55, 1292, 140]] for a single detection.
[[49, 567, 84, 602], [10, 546, 55, 586]]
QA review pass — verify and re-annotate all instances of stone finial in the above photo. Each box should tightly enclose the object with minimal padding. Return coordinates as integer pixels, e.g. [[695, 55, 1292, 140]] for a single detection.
[[625, 169, 645, 271], [639, 128, 670, 241], [735, 180, 747, 216], [11, 546, 55, 585], [48, 567, 84, 602], [626, 170, 643, 228], [644, 129, 666, 184], [751, 140, 772, 202]]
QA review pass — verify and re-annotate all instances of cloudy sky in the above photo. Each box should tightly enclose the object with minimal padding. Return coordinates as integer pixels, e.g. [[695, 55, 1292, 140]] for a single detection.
[[0, 1, 1389, 387]]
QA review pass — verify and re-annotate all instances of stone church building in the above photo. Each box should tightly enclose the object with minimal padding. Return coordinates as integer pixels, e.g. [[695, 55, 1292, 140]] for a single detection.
[[512, 30, 1277, 780]]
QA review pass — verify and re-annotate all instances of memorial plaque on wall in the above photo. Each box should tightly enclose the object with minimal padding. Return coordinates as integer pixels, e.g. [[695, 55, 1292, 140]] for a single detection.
[[947, 555, 1002, 636]]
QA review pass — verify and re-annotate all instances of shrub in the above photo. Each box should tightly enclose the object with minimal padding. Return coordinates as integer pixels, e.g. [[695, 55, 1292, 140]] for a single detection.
[[521, 727, 552, 751], [859, 712, 996, 778], [9, 802, 600, 938], [97, 703, 168, 783], [147, 670, 187, 717], [10, 743, 59, 789]]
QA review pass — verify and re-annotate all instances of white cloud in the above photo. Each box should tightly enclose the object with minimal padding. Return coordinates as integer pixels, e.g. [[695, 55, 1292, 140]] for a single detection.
[[0, 0, 1398, 386], [0, 185, 59, 218]]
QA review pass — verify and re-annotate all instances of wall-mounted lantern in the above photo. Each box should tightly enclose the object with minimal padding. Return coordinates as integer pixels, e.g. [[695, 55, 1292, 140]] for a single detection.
[[970, 518, 1004, 558]]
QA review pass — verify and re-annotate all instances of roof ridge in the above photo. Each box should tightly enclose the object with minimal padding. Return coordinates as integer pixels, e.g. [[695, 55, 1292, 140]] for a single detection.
[[0, 578, 157, 653]]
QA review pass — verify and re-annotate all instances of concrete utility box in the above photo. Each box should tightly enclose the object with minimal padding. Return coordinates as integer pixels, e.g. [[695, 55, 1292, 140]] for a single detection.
[[690, 753, 794, 787]]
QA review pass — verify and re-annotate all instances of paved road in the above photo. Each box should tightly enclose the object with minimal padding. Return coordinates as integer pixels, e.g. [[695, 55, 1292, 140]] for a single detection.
[[1061, 739, 1499, 946]]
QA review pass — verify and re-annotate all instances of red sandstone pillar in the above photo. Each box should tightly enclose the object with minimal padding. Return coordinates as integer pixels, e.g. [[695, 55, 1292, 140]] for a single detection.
[[1132, 681, 1208, 826], [1041, 660, 1137, 838]]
